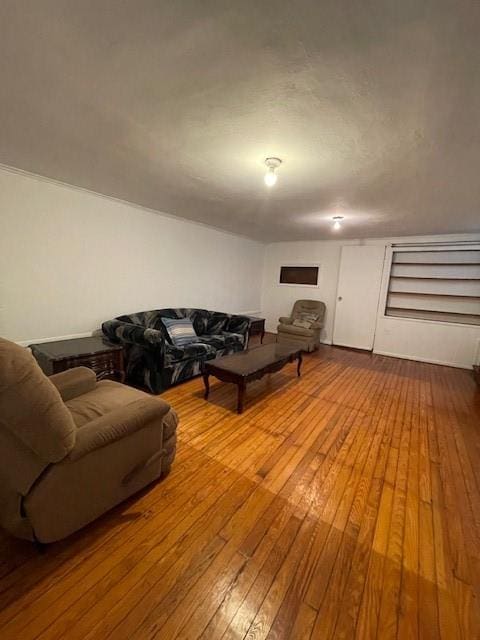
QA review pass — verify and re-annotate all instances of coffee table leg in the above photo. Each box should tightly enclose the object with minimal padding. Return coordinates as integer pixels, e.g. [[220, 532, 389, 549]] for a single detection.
[[297, 353, 303, 377], [237, 381, 246, 414], [203, 373, 210, 400]]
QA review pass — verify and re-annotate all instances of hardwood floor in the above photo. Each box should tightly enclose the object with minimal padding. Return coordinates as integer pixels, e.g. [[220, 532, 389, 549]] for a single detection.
[[1, 343, 479, 639]]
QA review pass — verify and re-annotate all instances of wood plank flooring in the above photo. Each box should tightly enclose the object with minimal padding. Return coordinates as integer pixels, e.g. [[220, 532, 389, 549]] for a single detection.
[[1, 342, 480, 639]]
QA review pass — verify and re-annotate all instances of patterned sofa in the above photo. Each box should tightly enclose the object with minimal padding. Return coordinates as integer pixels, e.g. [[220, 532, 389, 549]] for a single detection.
[[102, 308, 250, 394]]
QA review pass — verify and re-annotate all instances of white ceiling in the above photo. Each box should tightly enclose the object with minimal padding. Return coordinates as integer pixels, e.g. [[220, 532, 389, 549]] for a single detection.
[[1, 1, 479, 241]]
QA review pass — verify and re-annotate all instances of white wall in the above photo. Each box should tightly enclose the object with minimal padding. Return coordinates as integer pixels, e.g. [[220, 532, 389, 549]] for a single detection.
[[261, 234, 480, 368], [0, 167, 264, 344], [261, 240, 346, 343], [2, 164, 478, 369]]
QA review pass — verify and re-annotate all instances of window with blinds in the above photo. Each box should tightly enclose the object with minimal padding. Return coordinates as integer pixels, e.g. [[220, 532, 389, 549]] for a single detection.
[[385, 247, 480, 325]]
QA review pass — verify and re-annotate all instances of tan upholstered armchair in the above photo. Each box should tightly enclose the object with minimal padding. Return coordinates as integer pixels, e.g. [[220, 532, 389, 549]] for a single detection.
[[277, 300, 326, 352], [0, 338, 178, 543]]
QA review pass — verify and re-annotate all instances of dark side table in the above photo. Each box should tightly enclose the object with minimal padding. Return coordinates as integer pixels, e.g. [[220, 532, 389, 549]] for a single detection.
[[30, 336, 125, 382], [246, 316, 265, 346]]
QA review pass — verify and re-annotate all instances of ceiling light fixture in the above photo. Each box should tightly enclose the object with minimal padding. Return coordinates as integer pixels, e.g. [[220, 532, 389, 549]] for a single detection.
[[332, 215, 344, 231], [264, 157, 282, 187]]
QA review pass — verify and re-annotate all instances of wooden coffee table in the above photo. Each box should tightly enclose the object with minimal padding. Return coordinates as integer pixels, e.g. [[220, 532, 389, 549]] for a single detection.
[[203, 343, 302, 414]]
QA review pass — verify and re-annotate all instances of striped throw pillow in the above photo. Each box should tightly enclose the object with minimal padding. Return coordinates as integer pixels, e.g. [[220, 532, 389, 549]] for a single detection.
[[161, 317, 199, 347]]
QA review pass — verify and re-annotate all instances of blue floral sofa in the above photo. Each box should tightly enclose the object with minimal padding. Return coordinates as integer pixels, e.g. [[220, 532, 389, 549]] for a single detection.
[[102, 308, 250, 394]]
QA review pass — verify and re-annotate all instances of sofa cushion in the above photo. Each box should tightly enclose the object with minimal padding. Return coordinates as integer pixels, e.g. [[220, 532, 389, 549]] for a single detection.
[[206, 312, 229, 334], [196, 334, 227, 350], [277, 322, 315, 337], [221, 331, 245, 346], [182, 308, 210, 335], [293, 312, 319, 329], [166, 342, 216, 364], [197, 332, 243, 349], [161, 317, 199, 347]]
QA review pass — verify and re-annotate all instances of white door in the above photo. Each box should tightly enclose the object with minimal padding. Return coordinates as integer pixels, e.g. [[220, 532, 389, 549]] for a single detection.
[[333, 245, 386, 350]]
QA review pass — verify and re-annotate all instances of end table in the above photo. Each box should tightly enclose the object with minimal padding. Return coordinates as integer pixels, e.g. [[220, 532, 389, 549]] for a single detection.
[[30, 336, 125, 382], [246, 316, 266, 346]]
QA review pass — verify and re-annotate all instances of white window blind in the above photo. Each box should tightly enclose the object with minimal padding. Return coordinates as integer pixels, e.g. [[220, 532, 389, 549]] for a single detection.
[[385, 246, 480, 325]]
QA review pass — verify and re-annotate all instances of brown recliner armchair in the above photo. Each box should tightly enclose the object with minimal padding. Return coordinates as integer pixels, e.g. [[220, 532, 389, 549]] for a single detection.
[[0, 337, 178, 543], [277, 300, 326, 352]]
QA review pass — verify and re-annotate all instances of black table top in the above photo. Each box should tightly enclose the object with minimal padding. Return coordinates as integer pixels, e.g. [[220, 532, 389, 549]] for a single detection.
[[205, 343, 300, 377], [29, 336, 122, 360]]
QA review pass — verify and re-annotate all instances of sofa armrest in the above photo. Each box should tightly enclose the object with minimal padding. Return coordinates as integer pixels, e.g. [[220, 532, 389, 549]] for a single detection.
[[226, 314, 250, 336], [70, 398, 171, 461], [49, 367, 97, 401], [102, 320, 165, 349], [278, 316, 293, 325]]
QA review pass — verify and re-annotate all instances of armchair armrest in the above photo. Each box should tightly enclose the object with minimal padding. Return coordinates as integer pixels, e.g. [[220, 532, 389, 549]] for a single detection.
[[70, 398, 171, 461], [49, 367, 97, 401], [278, 316, 293, 325], [102, 320, 165, 349], [310, 321, 324, 330]]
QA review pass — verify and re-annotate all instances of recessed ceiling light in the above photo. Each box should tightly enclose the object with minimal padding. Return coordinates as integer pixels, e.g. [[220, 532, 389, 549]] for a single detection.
[[332, 215, 344, 231], [264, 157, 282, 187]]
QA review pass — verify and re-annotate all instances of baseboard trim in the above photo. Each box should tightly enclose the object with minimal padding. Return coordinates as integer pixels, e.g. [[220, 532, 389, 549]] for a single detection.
[[373, 349, 472, 370], [330, 341, 370, 350]]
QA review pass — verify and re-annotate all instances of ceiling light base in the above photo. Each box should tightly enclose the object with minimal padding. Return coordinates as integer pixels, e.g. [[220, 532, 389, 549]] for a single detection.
[[264, 157, 282, 187], [265, 157, 282, 170], [332, 215, 344, 231]]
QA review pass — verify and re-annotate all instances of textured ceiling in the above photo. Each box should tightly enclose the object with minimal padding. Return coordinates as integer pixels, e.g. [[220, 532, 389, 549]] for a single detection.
[[1, 1, 479, 241]]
